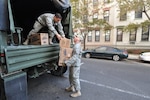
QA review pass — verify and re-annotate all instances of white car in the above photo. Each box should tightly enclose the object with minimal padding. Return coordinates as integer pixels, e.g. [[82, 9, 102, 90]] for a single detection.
[[139, 52, 150, 62]]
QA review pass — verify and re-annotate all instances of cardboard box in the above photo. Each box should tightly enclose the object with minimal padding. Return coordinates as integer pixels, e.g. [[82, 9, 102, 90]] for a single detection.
[[29, 33, 49, 45], [59, 38, 71, 48], [58, 47, 73, 66]]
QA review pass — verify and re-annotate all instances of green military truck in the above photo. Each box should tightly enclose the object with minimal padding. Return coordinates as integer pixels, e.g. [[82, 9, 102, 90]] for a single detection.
[[0, 0, 73, 99]]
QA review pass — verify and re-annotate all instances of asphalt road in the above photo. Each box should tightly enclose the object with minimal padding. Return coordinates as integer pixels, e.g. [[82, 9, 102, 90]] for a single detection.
[[28, 58, 150, 100]]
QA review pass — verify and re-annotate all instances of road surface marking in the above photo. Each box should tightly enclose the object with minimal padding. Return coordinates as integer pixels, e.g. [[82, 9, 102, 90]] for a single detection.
[[80, 79, 150, 99]]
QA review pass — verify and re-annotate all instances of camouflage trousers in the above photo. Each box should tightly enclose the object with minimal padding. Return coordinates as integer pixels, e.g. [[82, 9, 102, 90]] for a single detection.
[[28, 21, 54, 39], [69, 66, 81, 91]]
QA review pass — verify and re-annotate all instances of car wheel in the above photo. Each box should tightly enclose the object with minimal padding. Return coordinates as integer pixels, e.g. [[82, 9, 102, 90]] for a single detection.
[[112, 55, 120, 61], [85, 53, 91, 58]]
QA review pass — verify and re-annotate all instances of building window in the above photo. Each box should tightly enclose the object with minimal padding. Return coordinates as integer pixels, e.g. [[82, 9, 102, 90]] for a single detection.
[[120, 13, 127, 21], [135, 8, 142, 18], [104, 10, 109, 21], [117, 28, 123, 41], [104, 0, 110, 4], [95, 30, 100, 42], [93, 12, 98, 19], [83, 15, 88, 23], [105, 30, 110, 41], [93, 0, 98, 5], [141, 26, 149, 41], [88, 31, 92, 42], [129, 29, 137, 41]]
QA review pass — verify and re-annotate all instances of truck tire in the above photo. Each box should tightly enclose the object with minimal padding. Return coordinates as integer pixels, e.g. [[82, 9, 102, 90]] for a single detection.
[[51, 66, 67, 76]]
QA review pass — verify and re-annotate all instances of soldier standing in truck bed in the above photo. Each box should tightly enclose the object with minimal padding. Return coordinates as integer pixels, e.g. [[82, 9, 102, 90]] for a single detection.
[[23, 13, 65, 45]]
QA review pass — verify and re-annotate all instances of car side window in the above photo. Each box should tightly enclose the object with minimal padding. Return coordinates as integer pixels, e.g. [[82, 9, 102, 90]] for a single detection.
[[113, 48, 119, 52], [95, 47, 107, 52], [107, 47, 114, 51], [109, 48, 118, 52]]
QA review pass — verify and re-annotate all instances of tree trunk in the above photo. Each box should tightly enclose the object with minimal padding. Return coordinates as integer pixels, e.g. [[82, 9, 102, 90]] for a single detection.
[[83, 34, 87, 50], [143, 6, 150, 20]]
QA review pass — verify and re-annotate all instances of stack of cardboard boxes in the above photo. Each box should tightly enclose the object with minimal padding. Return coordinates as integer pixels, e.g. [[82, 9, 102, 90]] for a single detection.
[[29, 33, 49, 45], [58, 38, 73, 66], [29, 33, 72, 66]]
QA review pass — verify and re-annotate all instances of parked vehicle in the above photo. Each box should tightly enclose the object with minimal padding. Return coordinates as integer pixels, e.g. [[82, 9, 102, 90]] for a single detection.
[[0, 0, 72, 100], [139, 52, 150, 62], [82, 46, 128, 61]]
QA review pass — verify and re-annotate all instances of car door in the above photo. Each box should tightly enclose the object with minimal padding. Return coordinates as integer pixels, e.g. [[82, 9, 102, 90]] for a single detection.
[[104, 47, 115, 58]]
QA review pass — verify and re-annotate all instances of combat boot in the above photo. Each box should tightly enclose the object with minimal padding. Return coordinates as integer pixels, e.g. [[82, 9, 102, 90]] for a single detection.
[[70, 90, 81, 97], [49, 38, 53, 45], [23, 39, 29, 45], [65, 86, 75, 92]]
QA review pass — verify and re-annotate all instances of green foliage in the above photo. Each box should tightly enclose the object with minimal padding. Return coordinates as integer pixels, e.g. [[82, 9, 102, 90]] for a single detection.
[[93, 19, 106, 26], [117, 0, 150, 20], [123, 20, 150, 32], [71, 0, 89, 29], [117, 0, 144, 11], [141, 20, 150, 27], [124, 23, 140, 32], [71, 0, 113, 30], [90, 19, 113, 29], [141, 20, 150, 32]]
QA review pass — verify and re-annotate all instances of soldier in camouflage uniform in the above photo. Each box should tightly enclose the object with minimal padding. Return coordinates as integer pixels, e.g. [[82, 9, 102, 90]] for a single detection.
[[23, 13, 65, 45], [65, 33, 83, 98]]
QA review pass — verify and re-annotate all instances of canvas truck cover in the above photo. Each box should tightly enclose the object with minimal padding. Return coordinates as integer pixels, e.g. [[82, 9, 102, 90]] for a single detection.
[[0, 0, 9, 30], [53, 0, 70, 12]]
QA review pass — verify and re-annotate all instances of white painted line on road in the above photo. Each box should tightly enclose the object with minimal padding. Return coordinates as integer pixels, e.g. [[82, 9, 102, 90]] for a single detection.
[[80, 79, 150, 99]]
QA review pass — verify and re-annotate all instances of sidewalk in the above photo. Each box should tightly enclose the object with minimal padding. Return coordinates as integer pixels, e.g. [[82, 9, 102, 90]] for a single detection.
[[128, 54, 139, 60]]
